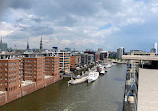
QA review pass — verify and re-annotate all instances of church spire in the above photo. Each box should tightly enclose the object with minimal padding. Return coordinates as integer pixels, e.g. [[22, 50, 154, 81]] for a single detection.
[[40, 36, 43, 51], [27, 41, 29, 50]]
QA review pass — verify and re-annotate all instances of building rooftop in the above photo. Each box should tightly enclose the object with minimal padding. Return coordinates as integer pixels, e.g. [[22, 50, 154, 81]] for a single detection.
[[21, 81, 35, 87], [122, 55, 158, 61], [44, 75, 53, 79], [0, 91, 6, 94], [138, 68, 158, 111]]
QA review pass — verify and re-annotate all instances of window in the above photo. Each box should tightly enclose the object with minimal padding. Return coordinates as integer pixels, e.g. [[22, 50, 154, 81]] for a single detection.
[[5, 73, 7, 76], [5, 67, 7, 71], [5, 62, 7, 66]]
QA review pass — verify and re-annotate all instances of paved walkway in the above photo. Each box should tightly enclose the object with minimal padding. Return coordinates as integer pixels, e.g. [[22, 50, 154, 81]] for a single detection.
[[138, 68, 158, 111]]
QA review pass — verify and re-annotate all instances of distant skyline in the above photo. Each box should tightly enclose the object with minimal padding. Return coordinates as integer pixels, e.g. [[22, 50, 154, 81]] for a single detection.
[[0, 0, 158, 51]]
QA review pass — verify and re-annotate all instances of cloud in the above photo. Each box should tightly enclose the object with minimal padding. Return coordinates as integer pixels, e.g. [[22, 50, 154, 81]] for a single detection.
[[1, 0, 158, 51]]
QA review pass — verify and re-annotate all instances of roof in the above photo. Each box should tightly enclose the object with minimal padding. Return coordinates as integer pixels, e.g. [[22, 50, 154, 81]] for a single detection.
[[122, 55, 158, 61], [0, 91, 6, 94], [138, 68, 158, 111], [21, 81, 35, 86]]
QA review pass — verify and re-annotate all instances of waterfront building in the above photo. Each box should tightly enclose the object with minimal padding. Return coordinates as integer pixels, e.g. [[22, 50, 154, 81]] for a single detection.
[[70, 56, 76, 70], [87, 54, 94, 64], [100, 51, 108, 60], [57, 52, 70, 72], [95, 53, 100, 62], [23, 57, 44, 86], [0, 59, 21, 103], [45, 56, 59, 78], [0, 59, 19, 92], [0, 38, 8, 51], [84, 51, 95, 64], [117, 47, 125, 59], [19, 57, 24, 82], [108, 51, 117, 59], [70, 55, 81, 70], [81, 53, 88, 66]]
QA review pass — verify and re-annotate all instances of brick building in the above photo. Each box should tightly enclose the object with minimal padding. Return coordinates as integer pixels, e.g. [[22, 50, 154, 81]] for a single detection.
[[70, 56, 76, 70], [0, 59, 19, 92], [19, 57, 24, 82], [0, 59, 21, 102], [95, 53, 100, 62], [45, 56, 59, 78], [70, 55, 81, 70], [23, 57, 45, 90]]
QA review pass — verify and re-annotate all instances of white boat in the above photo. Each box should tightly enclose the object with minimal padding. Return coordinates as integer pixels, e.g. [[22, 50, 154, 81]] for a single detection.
[[70, 76, 88, 85], [105, 63, 112, 68], [87, 71, 99, 83], [100, 66, 105, 74], [112, 63, 117, 65]]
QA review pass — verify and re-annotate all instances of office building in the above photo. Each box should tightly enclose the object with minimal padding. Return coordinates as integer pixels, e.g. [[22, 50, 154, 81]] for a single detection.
[[117, 47, 125, 59], [58, 52, 70, 72]]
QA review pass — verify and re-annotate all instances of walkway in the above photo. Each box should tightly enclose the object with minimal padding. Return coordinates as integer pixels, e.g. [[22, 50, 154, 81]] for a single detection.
[[138, 68, 158, 111]]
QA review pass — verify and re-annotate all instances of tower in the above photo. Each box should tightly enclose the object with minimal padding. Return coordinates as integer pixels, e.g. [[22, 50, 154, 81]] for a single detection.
[[40, 36, 43, 51], [154, 42, 157, 54], [27, 41, 29, 50], [1, 37, 2, 43]]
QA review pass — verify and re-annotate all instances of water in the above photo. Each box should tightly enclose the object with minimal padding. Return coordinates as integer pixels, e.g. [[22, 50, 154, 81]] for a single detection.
[[0, 64, 127, 111]]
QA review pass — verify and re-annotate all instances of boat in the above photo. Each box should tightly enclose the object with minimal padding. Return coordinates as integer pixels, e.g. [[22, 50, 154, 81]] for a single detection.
[[87, 71, 99, 83], [112, 63, 117, 65], [69, 76, 88, 85], [100, 66, 105, 75], [105, 63, 112, 68]]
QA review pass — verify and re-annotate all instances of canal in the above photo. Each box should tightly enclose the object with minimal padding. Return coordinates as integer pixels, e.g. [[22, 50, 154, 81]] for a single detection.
[[0, 64, 127, 111]]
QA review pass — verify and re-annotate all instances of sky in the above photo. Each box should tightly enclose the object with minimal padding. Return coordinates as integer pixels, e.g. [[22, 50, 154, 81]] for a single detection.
[[0, 0, 158, 51]]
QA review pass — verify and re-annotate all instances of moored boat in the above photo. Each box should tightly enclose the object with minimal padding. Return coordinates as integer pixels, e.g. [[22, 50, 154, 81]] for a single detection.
[[100, 66, 105, 75], [70, 76, 88, 85], [87, 71, 99, 83]]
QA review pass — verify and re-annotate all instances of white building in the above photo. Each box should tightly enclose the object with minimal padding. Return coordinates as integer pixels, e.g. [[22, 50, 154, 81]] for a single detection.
[[154, 42, 157, 54]]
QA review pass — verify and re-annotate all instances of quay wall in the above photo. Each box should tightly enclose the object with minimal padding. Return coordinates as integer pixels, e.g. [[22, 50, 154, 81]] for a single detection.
[[36, 81, 45, 91], [45, 77, 54, 87], [0, 92, 7, 106], [21, 83, 36, 96], [7, 89, 21, 103]]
